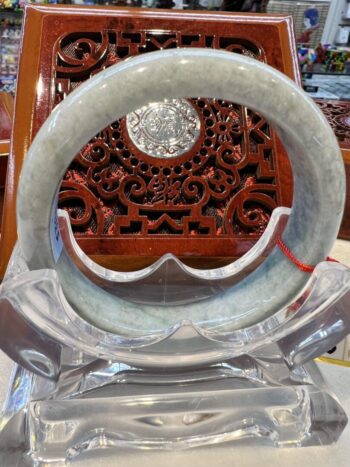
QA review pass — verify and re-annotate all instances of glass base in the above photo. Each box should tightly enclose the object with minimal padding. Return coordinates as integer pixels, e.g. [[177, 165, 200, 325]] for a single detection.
[[1, 215, 350, 465], [0, 348, 347, 466]]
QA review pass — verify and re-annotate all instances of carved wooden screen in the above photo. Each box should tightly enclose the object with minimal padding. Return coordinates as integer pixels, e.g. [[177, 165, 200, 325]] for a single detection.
[[55, 32, 284, 253], [315, 100, 350, 149], [0, 5, 300, 275], [314, 100, 350, 241]]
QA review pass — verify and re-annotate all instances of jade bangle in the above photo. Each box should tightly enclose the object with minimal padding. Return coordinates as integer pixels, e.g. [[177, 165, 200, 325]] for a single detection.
[[17, 48, 345, 336]]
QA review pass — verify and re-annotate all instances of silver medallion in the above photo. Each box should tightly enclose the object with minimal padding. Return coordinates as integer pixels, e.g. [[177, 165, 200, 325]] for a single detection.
[[126, 99, 201, 158], [339, 114, 350, 128]]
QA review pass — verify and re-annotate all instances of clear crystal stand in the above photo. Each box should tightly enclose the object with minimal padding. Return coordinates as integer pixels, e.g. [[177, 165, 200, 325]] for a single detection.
[[0, 210, 349, 465]]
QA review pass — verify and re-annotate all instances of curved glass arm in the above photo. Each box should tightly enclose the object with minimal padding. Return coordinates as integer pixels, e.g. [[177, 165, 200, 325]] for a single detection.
[[1, 210, 350, 373], [58, 207, 289, 305]]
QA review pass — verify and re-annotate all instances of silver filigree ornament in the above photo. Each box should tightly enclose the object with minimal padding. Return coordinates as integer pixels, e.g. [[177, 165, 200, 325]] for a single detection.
[[126, 99, 201, 158]]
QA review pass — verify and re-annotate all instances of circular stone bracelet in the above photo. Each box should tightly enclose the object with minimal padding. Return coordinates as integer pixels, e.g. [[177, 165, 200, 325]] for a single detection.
[[17, 48, 345, 337]]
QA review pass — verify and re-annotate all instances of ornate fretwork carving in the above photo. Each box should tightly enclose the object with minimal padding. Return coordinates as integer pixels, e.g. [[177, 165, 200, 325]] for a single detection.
[[315, 99, 350, 148], [53, 30, 279, 248]]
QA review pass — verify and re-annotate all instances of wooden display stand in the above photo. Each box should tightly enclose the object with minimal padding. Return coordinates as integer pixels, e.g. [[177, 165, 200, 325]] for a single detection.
[[0, 5, 302, 278], [1, 6, 350, 278]]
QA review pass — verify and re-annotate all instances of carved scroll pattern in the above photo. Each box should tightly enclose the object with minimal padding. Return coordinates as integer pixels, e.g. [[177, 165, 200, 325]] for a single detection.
[[53, 31, 277, 239], [315, 99, 350, 148]]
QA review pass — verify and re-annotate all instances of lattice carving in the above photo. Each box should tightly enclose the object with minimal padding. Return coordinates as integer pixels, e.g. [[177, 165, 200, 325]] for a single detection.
[[53, 30, 281, 251], [315, 99, 350, 149]]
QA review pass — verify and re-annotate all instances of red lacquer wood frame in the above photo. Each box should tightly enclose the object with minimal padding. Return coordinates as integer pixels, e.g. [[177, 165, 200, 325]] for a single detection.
[[0, 5, 301, 277], [0, 92, 14, 234]]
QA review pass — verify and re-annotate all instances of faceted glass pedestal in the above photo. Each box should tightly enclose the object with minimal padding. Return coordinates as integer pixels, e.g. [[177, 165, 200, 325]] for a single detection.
[[1, 209, 350, 465], [0, 350, 347, 466]]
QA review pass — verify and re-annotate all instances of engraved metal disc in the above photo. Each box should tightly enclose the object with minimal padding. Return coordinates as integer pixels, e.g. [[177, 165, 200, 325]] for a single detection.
[[126, 99, 201, 158], [338, 114, 350, 128]]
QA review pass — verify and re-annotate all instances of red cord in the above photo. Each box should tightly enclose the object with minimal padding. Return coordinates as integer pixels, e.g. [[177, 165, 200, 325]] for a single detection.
[[326, 256, 339, 263], [276, 237, 339, 273]]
